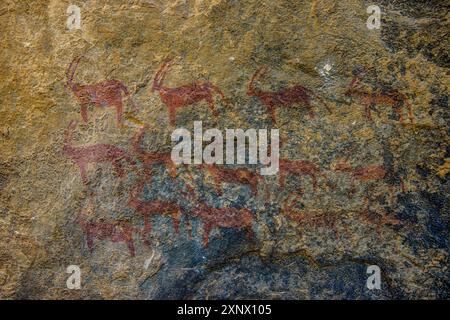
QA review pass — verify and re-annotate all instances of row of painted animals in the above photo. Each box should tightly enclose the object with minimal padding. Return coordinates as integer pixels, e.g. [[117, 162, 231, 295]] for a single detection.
[[66, 56, 414, 127], [64, 120, 403, 200], [64, 118, 405, 204], [281, 195, 405, 240], [77, 182, 254, 256], [77, 174, 404, 258]]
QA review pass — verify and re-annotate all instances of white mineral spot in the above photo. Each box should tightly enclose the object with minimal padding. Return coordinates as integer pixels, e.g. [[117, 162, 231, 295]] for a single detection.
[[144, 251, 155, 269]]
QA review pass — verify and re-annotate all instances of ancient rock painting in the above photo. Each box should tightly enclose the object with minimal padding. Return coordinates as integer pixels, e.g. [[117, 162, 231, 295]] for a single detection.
[[151, 59, 228, 125], [63, 120, 135, 185], [62, 57, 414, 256], [344, 70, 414, 123], [248, 66, 331, 123], [77, 201, 139, 257], [66, 56, 138, 125]]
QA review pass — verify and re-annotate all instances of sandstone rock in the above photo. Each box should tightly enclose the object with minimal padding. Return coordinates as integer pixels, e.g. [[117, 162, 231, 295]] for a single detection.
[[0, 0, 448, 299]]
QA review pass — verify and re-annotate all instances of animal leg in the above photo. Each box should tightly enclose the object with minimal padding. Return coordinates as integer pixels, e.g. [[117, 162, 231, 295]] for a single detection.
[[125, 234, 136, 257], [246, 226, 254, 240], [306, 102, 315, 119], [184, 215, 192, 239], [365, 103, 373, 121], [86, 231, 94, 252], [172, 210, 180, 233], [167, 163, 178, 179], [143, 214, 152, 235], [114, 99, 123, 124], [396, 103, 404, 123], [206, 94, 219, 117], [279, 173, 286, 188], [168, 106, 176, 125], [80, 104, 89, 123], [77, 162, 89, 185], [363, 97, 372, 121], [202, 223, 212, 247], [268, 105, 277, 124], [311, 174, 318, 191]]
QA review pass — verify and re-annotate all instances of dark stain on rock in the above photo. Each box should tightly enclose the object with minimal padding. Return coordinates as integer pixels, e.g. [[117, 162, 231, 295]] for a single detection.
[[379, 0, 449, 68]]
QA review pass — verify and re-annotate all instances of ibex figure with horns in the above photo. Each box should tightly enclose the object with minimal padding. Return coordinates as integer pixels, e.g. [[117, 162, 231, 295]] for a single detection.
[[151, 59, 227, 125], [248, 66, 331, 124], [65, 56, 138, 125]]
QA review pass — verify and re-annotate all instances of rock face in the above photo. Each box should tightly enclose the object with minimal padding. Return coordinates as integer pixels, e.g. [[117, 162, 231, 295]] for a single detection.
[[0, 0, 448, 299]]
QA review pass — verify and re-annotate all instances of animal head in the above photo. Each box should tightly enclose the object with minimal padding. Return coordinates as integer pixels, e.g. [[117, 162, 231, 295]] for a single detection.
[[247, 66, 269, 96], [66, 56, 82, 89], [344, 68, 367, 97], [152, 58, 174, 92]]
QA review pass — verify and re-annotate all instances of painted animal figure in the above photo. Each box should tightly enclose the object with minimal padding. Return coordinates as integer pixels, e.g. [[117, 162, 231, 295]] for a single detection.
[[282, 196, 340, 238], [201, 164, 260, 195], [66, 56, 137, 124], [344, 71, 413, 123], [357, 207, 404, 238], [77, 206, 137, 256], [63, 120, 135, 185], [132, 125, 177, 178], [189, 203, 254, 247], [128, 180, 182, 244], [151, 59, 227, 125], [248, 66, 331, 123], [333, 159, 404, 194], [279, 159, 322, 191]]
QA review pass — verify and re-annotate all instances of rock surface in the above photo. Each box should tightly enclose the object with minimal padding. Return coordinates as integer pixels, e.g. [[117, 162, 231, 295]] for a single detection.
[[0, 0, 448, 299]]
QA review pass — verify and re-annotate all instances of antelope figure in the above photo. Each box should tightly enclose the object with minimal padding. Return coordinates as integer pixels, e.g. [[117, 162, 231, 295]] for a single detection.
[[66, 56, 138, 124], [189, 203, 254, 247], [344, 71, 413, 123], [248, 66, 331, 123], [63, 120, 135, 185], [132, 124, 177, 178], [287, 210, 340, 238], [128, 180, 182, 244], [151, 59, 227, 125], [279, 159, 322, 191], [333, 158, 405, 198], [357, 207, 404, 238], [77, 204, 138, 256]]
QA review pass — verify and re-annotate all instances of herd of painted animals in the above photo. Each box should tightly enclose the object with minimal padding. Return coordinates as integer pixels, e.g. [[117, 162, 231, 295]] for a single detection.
[[64, 55, 414, 256]]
